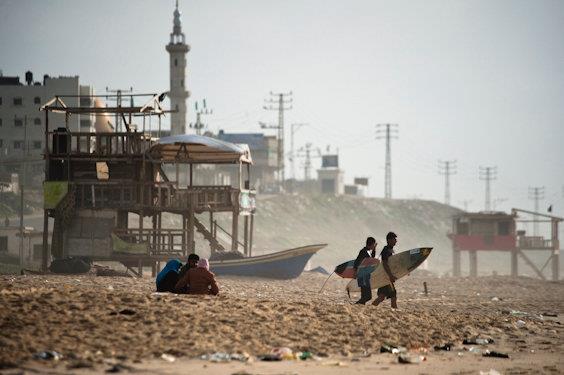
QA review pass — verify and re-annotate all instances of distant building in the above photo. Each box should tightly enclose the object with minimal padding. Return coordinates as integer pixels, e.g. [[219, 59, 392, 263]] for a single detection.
[[216, 130, 278, 192], [0, 72, 94, 185], [0, 224, 48, 267], [317, 154, 344, 195], [166, 0, 190, 136]]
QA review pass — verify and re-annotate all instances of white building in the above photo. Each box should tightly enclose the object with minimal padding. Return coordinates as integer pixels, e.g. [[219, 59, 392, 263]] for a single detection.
[[166, 0, 190, 136], [0, 72, 94, 185]]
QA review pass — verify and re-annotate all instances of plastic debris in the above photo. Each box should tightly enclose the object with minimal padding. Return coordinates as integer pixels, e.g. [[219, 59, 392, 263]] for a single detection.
[[201, 352, 250, 363], [463, 338, 493, 345], [398, 353, 425, 364], [516, 320, 526, 327], [258, 354, 282, 361], [483, 350, 510, 359], [34, 351, 63, 361], [479, 369, 501, 375], [380, 344, 407, 354], [270, 347, 294, 360], [161, 353, 176, 362], [502, 309, 528, 317], [434, 343, 454, 351], [491, 297, 500, 301]]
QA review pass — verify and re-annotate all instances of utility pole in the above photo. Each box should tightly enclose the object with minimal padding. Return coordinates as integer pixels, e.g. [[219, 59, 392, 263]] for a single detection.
[[19, 115, 28, 268], [297, 143, 321, 181], [190, 99, 213, 135], [106, 87, 133, 132], [479, 166, 497, 211], [375, 124, 398, 199], [263, 91, 292, 188], [438, 160, 457, 205], [528, 186, 545, 236], [460, 199, 472, 212], [290, 123, 307, 180]]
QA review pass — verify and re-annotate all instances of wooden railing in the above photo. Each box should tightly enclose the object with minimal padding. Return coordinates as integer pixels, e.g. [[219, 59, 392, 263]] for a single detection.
[[113, 228, 186, 256], [71, 181, 252, 212], [47, 131, 153, 158], [518, 236, 552, 249]]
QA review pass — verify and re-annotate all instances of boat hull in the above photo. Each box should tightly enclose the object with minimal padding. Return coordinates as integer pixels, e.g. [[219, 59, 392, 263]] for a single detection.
[[210, 244, 326, 279]]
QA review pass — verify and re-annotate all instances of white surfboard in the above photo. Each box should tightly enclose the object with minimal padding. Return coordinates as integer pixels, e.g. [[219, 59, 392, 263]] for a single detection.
[[346, 247, 432, 293]]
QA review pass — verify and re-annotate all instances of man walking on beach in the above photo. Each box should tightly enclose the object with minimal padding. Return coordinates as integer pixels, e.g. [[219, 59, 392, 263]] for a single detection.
[[353, 237, 377, 304], [372, 232, 398, 308]]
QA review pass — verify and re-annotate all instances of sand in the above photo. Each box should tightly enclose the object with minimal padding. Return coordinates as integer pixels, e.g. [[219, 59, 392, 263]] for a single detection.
[[0, 271, 563, 374]]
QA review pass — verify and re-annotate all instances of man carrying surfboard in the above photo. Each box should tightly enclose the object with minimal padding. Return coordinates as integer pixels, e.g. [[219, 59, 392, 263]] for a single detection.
[[353, 237, 377, 304], [372, 232, 398, 308]]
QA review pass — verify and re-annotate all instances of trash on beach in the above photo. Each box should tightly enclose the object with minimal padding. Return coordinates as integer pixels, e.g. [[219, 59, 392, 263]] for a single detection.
[[479, 369, 501, 375], [270, 347, 294, 360], [516, 320, 526, 327], [502, 309, 528, 317], [466, 347, 482, 354], [398, 353, 425, 364], [201, 352, 250, 363], [105, 363, 134, 373], [161, 353, 176, 362], [482, 350, 510, 359], [434, 343, 454, 351], [258, 354, 282, 361], [463, 338, 493, 345], [380, 344, 407, 354], [541, 312, 558, 317], [33, 351, 63, 361], [491, 297, 500, 301]]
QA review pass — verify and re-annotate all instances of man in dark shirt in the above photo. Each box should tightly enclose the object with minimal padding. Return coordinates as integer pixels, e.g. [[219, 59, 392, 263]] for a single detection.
[[372, 232, 398, 308], [353, 236, 377, 304]]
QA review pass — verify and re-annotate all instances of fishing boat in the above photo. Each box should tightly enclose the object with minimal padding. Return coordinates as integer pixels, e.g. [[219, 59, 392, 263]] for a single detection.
[[210, 243, 326, 279]]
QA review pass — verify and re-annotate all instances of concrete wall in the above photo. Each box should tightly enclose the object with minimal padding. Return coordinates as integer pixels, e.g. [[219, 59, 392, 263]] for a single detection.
[[65, 209, 115, 257]]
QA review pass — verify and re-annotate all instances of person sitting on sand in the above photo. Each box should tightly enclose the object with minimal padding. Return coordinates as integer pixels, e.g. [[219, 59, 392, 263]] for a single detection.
[[353, 236, 377, 305], [372, 232, 398, 308], [156, 254, 199, 293], [175, 258, 219, 295], [156, 259, 182, 293]]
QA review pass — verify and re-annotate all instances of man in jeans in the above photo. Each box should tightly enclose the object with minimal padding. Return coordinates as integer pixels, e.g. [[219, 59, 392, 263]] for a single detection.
[[353, 236, 377, 304]]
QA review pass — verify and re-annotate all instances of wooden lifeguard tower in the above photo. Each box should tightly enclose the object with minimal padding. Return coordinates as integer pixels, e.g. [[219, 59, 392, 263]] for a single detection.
[[40, 93, 256, 275], [450, 209, 561, 280]]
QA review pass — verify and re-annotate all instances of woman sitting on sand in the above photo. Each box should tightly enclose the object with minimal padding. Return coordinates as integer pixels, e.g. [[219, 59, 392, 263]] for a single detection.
[[175, 258, 219, 295]]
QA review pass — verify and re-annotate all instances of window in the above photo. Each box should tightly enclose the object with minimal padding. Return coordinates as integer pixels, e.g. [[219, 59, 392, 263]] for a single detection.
[[79, 97, 91, 106], [33, 141, 41, 149], [14, 118, 23, 127], [174, 58, 178, 67], [34, 96, 41, 104], [0, 236, 7, 252], [34, 118, 41, 125], [13, 97, 23, 106], [0, 118, 2, 126], [181, 79, 184, 87], [80, 119, 91, 128], [498, 221, 511, 236], [13, 140, 23, 149], [0, 97, 2, 105], [0, 139, 3, 148]]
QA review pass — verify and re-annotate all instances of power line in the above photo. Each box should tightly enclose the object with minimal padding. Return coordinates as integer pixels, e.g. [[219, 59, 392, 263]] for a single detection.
[[438, 160, 457, 205], [375, 124, 398, 199], [528, 186, 545, 236], [297, 143, 321, 181], [262, 91, 292, 187], [479, 166, 497, 211]]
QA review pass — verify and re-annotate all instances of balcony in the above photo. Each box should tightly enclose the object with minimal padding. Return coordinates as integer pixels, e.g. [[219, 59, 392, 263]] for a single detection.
[[517, 236, 552, 250], [71, 181, 255, 213]]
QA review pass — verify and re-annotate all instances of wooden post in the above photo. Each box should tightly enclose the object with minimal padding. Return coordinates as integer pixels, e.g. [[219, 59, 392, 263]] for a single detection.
[[469, 250, 477, 277], [42, 110, 50, 271], [187, 195, 195, 254], [209, 211, 215, 254], [249, 213, 254, 257], [137, 258, 143, 277], [243, 215, 249, 256], [552, 219, 559, 281], [182, 213, 187, 256], [231, 211, 239, 252], [452, 248, 461, 277], [511, 249, 518, 277]]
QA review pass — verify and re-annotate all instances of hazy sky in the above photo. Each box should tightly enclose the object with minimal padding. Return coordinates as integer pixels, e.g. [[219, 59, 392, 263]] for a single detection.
[[1, 0, 563, 216]]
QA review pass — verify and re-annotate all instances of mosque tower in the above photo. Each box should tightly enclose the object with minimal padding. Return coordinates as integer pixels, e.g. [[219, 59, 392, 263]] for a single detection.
[[166, 0, 190, 135]]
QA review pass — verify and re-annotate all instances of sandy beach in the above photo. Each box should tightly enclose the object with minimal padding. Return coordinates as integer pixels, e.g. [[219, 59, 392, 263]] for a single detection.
[[0, 271, 563, 374]]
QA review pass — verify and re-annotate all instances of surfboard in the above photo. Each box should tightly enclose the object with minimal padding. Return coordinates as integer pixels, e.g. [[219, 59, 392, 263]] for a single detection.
[[346, 247, 432, 293], [334, 257, 380, 279]]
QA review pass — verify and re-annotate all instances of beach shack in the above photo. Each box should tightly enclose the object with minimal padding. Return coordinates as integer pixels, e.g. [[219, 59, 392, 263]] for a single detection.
[[40, 93, 256, 275], [450, 209, 561, 280]]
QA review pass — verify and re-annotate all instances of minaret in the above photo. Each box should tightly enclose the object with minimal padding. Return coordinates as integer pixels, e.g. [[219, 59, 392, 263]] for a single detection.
[[166, 0, 190, 135]]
